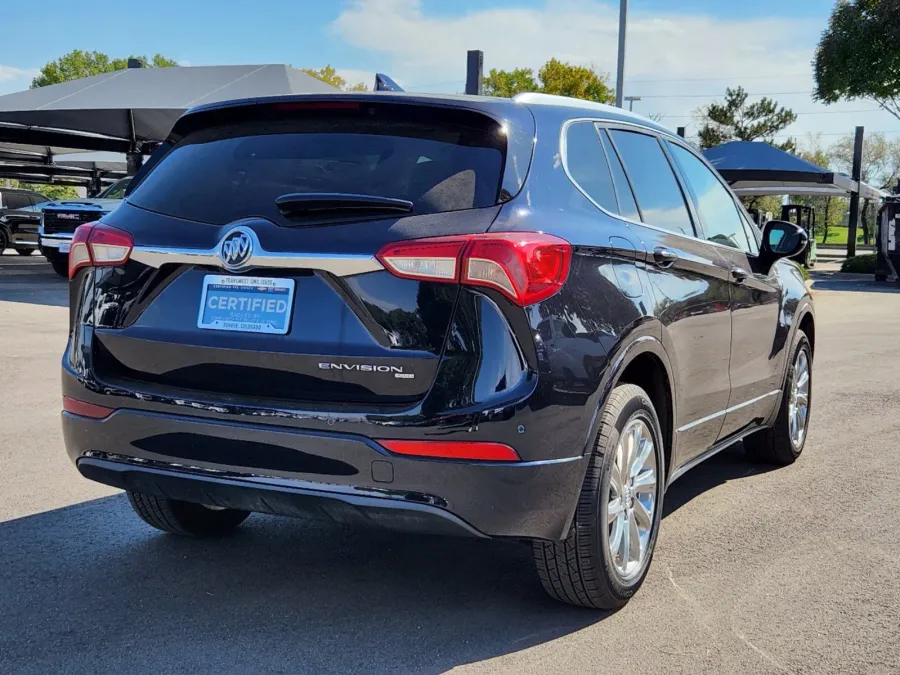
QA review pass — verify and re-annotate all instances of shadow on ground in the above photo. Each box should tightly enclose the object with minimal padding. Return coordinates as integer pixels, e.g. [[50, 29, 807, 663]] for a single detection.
[[0, 253, 67, 307], [809, 271, 900, 294], [0, 446, 763, 674]]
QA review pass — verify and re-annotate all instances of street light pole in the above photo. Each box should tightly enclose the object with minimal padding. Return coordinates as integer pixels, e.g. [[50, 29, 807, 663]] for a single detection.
[[615, 0, 628, 108], [624, 95, 641, 112]]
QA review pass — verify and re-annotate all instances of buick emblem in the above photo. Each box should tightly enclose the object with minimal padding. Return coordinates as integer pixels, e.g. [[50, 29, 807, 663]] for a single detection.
[[219, 228, 254, 270]]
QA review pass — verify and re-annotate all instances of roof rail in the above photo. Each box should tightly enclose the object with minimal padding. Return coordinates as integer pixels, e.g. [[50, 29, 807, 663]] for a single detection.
[[513, 92, 657, 125]]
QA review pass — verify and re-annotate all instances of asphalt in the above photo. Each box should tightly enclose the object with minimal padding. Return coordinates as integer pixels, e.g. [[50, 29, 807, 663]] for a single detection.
[[1, 251, 898, 674]]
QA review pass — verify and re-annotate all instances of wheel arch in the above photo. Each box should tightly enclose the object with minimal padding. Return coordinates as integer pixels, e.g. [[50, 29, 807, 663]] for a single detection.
[[582, 334, 676, 484]]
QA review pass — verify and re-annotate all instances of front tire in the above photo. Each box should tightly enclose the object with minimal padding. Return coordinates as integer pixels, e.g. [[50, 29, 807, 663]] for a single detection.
[[127, 491, 250, 537], [745, 332, 812, 465], [533, 384, 665, 609]]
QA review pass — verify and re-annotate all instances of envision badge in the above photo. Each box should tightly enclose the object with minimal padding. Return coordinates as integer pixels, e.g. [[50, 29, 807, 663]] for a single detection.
[[319, 362, 414, 379], [219, 228, 254, 270]]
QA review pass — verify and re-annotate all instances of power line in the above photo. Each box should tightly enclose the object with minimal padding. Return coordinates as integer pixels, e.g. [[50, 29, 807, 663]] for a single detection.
[[637, 91, 812, 99], [628, 73, 811, 84]]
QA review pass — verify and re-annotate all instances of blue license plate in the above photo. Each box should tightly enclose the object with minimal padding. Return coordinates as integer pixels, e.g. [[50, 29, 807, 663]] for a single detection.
[[197, 275, 295, 335]]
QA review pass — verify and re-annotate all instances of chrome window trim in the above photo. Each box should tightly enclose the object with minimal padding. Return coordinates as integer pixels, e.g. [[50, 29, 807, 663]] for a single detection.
[[675, 390, 780, 433], [559, 116, 761, 256]]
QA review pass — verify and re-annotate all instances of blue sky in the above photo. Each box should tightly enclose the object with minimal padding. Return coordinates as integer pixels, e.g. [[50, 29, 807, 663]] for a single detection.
[[1, 0, 897, 147]]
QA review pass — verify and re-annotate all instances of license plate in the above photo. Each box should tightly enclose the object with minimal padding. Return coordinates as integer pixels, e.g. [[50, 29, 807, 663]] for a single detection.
[[197, 275, 295, 335], [58, 243, 71, 254]]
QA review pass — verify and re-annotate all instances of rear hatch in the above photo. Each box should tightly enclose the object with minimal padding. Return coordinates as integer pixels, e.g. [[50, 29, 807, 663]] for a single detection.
[[91, 97, 533, 408]]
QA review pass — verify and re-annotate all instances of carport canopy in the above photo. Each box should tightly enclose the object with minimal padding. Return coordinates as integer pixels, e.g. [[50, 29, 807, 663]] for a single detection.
[[704, 141, 885, 201], [0, 64, 338, 149]]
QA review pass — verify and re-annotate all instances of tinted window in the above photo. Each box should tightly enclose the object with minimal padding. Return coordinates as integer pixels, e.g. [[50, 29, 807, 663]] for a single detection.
[[128, 120, 504, 226], [31, 194, 50, 204], [99, 178, 131, 200], [565, 122, 617, 213], [670, 144, 751, 251], [599, 129, 641, 221], [3, 193, 30, 210], [608, 130, 693, 236]]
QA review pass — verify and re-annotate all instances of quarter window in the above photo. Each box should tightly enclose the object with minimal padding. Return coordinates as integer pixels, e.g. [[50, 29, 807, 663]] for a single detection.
[[669, 144, 752, 252], [608, 130, 694, 236], [564, 121, 618, 213]]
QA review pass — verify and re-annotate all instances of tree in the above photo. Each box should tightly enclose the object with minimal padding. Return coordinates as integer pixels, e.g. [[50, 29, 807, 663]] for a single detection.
[[697, 86, 798, 152], [795, 137, 847, 244], [482, 59, 614, 104], [3, 180, 78, 201], [31, 50, 177, 88], [829, 131, 900, 244], [301, 65, 368, 92], [814, 0, 900, 121]]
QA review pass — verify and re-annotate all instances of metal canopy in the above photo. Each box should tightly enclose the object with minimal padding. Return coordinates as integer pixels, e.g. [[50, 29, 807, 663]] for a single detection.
[[704, 141, 886, 201], [0, 65, 338, 147]]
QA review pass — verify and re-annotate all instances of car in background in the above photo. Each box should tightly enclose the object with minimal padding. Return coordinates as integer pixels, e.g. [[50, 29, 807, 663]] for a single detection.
[[40, 177, 131, 277], [0, 187, 52, 255]]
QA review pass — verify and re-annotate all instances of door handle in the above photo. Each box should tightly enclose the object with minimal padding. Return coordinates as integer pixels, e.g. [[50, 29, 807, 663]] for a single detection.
[[731, 266, 750, 282], [653, 246, 679, 268]]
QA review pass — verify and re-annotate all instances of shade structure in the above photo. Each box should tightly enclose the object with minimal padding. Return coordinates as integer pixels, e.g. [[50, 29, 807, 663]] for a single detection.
[[0, 64, 338, 147], [704, 141, 885, 201]]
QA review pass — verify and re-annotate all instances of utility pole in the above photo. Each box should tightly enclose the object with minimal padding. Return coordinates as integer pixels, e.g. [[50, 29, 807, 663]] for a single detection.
[[624, 95, 641, 112], [847, 126, 865, 258], [615, 0, 628, 108], [465, 50, 483, 96]]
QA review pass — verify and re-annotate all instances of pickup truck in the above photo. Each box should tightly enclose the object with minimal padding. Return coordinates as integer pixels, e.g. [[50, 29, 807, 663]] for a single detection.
[[0, 187, 52, 255], [40, 178, 130, 277]]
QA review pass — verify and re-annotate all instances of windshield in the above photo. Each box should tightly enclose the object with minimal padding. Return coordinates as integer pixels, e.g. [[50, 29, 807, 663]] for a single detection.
[[99, 178, 131, 200], [127, 118, 505, 226]]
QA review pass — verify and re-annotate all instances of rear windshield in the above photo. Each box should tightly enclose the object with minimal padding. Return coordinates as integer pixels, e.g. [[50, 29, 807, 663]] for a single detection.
[[127, 117, 505, 225]]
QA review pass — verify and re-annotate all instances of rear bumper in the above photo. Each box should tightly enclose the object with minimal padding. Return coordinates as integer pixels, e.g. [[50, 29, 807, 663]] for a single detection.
[[63, 408, 586, 540]]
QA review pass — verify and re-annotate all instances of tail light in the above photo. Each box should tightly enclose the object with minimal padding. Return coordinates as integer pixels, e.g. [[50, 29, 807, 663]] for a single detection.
[[380, 439, 520, 462], [376, 232, 571, 306], [69, 223, 134, 279], [62, 395, 115, 419]]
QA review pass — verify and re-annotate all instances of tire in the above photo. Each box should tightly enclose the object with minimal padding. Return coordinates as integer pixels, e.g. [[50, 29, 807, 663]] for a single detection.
[[744, 332, 812, 465], [50, 256, 69, 278], [0, 228, 8, 253], [126, 491, 250, 537], [533, 384, 665, 609], [16, 248, 35, 256]]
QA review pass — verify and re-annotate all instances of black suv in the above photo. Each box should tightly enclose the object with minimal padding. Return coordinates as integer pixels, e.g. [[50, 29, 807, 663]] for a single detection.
[[0, 187, 51, 255], [62, 93, 814, 609]]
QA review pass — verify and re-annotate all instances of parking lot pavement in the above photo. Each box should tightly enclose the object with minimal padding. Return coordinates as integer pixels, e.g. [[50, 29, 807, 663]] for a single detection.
[[1, 253, 898, 675]]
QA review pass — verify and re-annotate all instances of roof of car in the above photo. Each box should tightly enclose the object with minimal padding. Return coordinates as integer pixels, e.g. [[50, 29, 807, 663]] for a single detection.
[[178, 91, 673, 136]]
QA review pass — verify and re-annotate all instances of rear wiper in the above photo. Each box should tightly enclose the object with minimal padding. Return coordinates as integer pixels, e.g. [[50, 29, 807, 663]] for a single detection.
[[275, 192, 413, 217]]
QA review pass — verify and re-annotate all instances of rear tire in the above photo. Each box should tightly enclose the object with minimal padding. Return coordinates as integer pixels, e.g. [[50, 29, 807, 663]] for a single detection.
[[50, 256, 69, 278], [745, 332, 812, 465], [127, 491, 250, 537], [16, 248, 35, 256], [533, 384, 665, 609]]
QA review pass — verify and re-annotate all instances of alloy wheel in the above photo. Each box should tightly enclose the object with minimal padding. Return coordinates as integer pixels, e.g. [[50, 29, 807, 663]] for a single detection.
[[789, 348, 810, 448], [607, 418, 657, 581]]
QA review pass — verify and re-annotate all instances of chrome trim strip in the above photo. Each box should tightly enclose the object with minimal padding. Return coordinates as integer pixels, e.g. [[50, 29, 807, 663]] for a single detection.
[[130, 245, 384, 277], [676, 390, 780, 433], [668, 424, 767, 485], [515, 455, 583, 467], [558, 117, 759, 257]]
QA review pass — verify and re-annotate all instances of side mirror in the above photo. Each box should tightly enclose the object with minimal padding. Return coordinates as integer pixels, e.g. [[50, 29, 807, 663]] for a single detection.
[[761, 220, 808, 260]]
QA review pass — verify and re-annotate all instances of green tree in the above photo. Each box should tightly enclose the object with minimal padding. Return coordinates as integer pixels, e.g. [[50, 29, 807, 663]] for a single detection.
[[697, 86, 798, 152], [301, 65, 368, 91], [31, 50, 177, 88], [814, 0, 900, 121], [482, 58, 614, 103], [3, 179, 78, 201]]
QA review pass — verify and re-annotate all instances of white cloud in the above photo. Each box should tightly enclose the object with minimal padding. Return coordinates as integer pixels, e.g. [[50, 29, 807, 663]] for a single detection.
[[0, 65, 38, 83], [332, 0, 900, 142], [336, 68, 375, 90]]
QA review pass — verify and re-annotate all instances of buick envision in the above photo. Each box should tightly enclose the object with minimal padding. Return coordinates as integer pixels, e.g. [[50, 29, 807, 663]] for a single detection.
[[62, 92, 813, 609]]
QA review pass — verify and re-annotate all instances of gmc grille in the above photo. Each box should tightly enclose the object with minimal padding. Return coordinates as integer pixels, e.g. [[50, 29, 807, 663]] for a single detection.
[[43, 211, 101, 235]]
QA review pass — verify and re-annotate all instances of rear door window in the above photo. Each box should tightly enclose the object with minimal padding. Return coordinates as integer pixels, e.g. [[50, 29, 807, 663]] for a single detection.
[[608, 130, 694, 236], [128, 117, 505, 226], [564, 121, 618, 213], [599, 129, 641, 222]]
